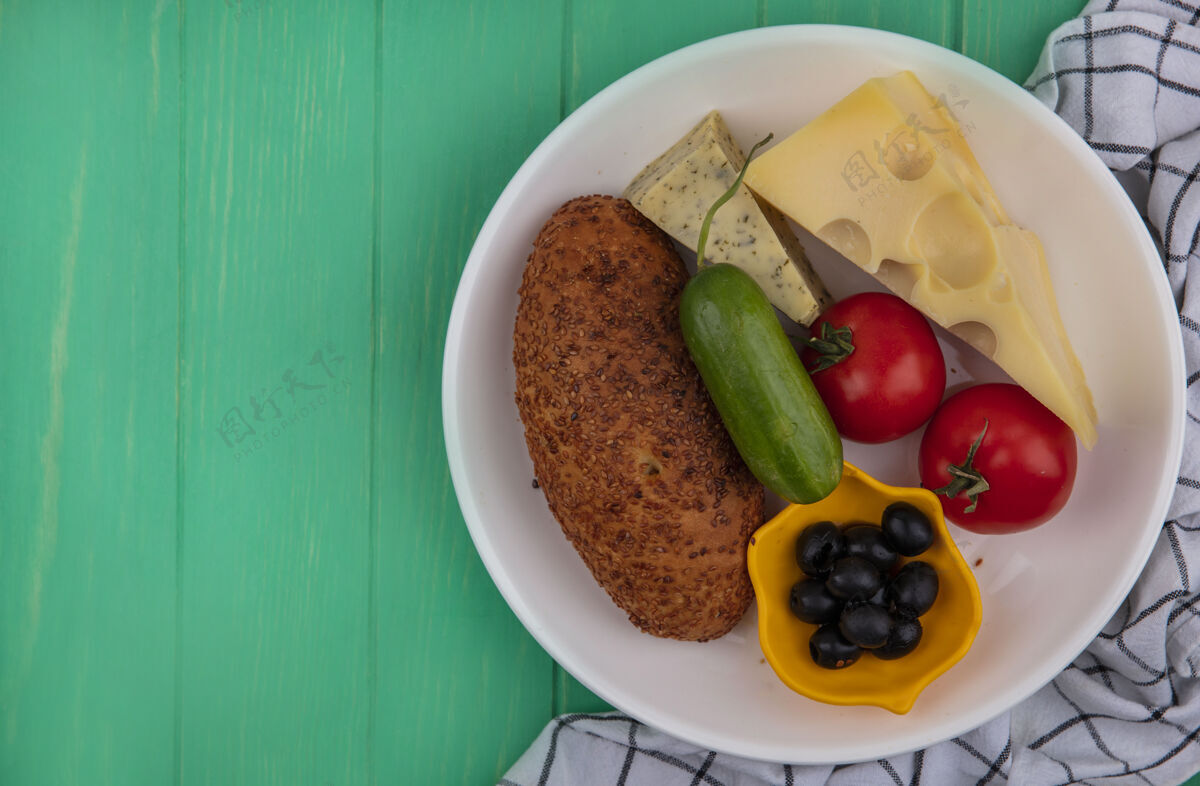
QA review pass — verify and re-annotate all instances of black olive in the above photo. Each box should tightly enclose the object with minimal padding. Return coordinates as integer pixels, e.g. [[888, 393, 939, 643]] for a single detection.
[[881, 502, 935, 557], [842, 523, 899, 572], [795, 521, 845, 578], [788, 578, 843, 625], [886, 561, 939, 617], [825, 556, 882, 601], [838, 602, 891, 649], [874, 616, 923, 660], [809, 624, 863, 669]]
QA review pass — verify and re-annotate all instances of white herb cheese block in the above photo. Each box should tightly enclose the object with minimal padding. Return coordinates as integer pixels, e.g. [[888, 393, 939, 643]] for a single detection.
[[744, 71, 1098, 448], [624, 110, 832, 327]]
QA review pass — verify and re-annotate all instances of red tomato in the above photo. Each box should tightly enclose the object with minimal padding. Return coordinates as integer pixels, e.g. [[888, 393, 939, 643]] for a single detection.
[[801, 292, 945, 443], [918, 383, 1077, 534]]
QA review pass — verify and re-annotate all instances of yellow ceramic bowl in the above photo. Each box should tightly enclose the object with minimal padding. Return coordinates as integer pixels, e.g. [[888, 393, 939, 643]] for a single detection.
[[747, 462, 982, 714]]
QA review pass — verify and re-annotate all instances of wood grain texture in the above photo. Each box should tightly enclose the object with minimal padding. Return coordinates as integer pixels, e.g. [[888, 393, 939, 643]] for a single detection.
[[555, 670, 614, 716], [962, 0, 1087, 83], [375, 2, 563, 783], [566, 0, 759, 112], [763, 0, 961, 49], [178, 1, 375, 784], [0, 1, 181, 784], [4, 1, 1199, 785]]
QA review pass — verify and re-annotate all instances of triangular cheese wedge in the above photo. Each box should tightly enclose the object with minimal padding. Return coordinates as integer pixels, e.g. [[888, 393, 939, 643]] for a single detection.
[[624, 110, 832, 326], [745, 72, 1098, 448]]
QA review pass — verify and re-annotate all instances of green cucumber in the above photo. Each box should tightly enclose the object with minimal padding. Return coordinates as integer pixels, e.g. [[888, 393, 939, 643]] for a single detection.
[[680, 263, 842, 504]]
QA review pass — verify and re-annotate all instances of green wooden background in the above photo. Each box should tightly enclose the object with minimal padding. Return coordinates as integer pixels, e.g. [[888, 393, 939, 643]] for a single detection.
[[4, 1, 1197, 784]]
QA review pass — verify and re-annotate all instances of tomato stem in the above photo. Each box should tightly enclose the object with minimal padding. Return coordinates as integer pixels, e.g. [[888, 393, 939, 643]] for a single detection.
[[933, 419, 990, 514], [804, 322, 855, 372], [695, 133, 774, 269]]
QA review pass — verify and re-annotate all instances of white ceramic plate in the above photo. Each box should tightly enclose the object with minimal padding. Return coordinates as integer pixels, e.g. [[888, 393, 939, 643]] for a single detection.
[[443, 25, 1185, 763]]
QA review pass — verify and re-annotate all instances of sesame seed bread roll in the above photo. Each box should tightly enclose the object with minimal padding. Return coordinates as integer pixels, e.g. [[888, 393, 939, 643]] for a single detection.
[[513, 194, 764, 642]]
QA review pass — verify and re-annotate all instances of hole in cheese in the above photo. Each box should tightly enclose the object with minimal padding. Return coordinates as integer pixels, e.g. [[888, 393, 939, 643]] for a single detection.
[[912, 192, 997, 290], [877, 258, 924, 300], [816, 218, 872, 268], [948, 321, 998, 359], [879, 124, 937, 181]]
